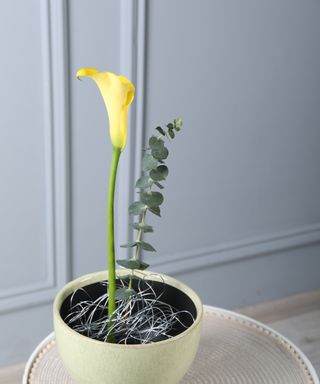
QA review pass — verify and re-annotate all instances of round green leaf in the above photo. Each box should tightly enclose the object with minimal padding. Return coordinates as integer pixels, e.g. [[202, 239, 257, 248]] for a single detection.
[[150, 169, 164, 181], [149, 136, 165, 150], [150, 165, 169, 181], [128, 202, 146, 215], [150, 137, 165, 150], [136, 176, 153, 189], [142, 154, 158, 171], [141, 191, 164, 207], [152, 146, 169, 160], [157, 165, 169, 177]]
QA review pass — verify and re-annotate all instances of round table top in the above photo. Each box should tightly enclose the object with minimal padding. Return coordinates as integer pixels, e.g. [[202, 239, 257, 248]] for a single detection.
[[23, 305, 319, 384]]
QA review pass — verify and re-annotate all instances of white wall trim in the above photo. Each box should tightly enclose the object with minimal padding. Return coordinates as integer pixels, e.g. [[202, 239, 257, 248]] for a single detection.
[[0, 288, 62, 314], [42, 0, 56, 290], [117, 0, 147, 259], [50, 0, 71, 287], [0, 0, 70, 313], [132, 0, 147, 186], [151, 223, 320, 275]]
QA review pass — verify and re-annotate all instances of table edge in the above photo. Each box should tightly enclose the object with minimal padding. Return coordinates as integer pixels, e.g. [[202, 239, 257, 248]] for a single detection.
[[22, 305, 319, 384]]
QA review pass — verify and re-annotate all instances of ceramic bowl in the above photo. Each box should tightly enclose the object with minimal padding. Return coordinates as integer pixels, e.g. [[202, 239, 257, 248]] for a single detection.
[[53, 270, 203, 384]]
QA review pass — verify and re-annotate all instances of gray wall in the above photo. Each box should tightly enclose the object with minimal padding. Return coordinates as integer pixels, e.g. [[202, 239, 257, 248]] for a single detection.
[[0, 0, 319, 367]]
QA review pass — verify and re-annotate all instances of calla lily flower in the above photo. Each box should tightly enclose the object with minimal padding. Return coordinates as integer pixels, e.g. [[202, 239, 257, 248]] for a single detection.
[[76, 68, 135, 150]]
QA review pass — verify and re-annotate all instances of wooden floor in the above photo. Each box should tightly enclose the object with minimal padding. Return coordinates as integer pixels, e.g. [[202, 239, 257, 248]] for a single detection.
[[1, 290, 319, 384]]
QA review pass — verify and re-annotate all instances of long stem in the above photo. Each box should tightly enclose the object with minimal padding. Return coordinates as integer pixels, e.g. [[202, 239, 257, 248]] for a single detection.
[[107, 147, 121, 328]]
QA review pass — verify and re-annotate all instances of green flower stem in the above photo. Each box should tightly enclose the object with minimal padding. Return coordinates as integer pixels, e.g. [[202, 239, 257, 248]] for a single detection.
[[107, 147, 121, 333]]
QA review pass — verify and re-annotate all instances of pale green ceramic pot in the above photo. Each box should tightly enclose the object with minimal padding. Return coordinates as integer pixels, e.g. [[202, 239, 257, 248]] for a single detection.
[[53, 270, 203, 384]]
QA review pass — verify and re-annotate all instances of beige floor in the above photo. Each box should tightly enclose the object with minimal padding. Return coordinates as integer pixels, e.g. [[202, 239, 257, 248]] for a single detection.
[[1, 290, 319, 384]]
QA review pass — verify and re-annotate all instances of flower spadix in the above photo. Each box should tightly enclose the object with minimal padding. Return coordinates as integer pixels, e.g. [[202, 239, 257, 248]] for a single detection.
[[76, 68, 135, 150]]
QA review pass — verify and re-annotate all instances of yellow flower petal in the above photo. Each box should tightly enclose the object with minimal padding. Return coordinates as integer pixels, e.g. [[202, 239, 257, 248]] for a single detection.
[[76, 67, 99, 78], [77, 68, 135, 150]]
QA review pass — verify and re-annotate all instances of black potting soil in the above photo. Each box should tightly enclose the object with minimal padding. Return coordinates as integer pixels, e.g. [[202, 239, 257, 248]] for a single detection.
[[60, 278, 197, 344]]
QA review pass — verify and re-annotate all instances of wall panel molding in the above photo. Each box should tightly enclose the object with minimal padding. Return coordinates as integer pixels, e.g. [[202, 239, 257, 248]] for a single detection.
[[50, 0, 71, 288], [117, 0, 147, 259], [0, 0, 70, 313], [118, 1, 320, 284], [151, 224, 320, 275], [142, 0, 320, 283]]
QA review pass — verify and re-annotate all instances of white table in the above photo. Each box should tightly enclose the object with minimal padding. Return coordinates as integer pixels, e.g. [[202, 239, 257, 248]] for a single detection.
[[23, 305, 319, 383]]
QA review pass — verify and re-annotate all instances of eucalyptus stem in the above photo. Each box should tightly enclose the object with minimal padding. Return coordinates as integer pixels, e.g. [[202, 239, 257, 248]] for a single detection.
[[107, 147, 121, 332], [118, 117, 183, 284], [128, 209, 147, 290], [135, 209, 147, 258]]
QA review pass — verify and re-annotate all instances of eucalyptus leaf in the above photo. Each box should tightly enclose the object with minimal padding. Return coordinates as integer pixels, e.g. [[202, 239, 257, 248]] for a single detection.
[[140, 225, 154, 233], [115, 287, 136, 300], [168, 129, 175, 139], [124, 117, 183, 271], [148, 206, 161, 217], [157, 165, 169, 177], [156, 126, 165, 136], [142, 154, 158, 171], [150, 169, 165, 181], [141, 191, 164, 207], [139, 241, 156, 252], [150, 137, 165, 150], [128, 202, 146, 215], [174, 117, 183, 130], [154, 181, 164, 189], [130, 222, 143, 230], [136, 176, 153, 189], [149, 136, 165, 150], [151, 146, 169, 160], [117, 259, 150, 270], [120, 241, 137, 248], [150, 165, 169, 181], [130, 223, 154, 233]]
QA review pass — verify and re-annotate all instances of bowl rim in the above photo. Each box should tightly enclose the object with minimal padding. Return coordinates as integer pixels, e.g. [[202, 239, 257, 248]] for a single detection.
[[53, 269, 203, 349]]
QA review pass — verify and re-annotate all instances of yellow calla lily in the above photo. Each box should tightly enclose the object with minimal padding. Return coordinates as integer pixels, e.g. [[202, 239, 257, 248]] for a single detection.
[[76, 68, 135, 150]]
